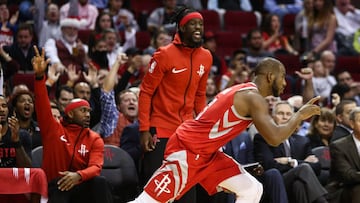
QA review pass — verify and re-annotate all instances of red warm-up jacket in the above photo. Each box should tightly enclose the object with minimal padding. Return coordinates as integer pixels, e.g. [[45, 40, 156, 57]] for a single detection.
[[139, 33, 212, 138], [34, 76, 104, 182]]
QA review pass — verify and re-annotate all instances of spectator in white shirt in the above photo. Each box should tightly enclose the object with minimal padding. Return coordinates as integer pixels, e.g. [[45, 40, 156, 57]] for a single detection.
[[309, 60, 337, 106], [334, 0, 360, 55], [44, 18, 89, 83], [102, 28, 135, 68]]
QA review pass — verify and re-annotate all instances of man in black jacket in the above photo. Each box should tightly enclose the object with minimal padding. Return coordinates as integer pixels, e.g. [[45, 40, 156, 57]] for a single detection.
[[254, 101, 328, 203]]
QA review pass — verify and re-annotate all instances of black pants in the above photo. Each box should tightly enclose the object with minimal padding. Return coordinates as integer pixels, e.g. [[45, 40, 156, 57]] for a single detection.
[[196, 184, 227, 203], [141, 137, 196, 203], [283, 163, 327, 203], [48, 176, 113, 203]]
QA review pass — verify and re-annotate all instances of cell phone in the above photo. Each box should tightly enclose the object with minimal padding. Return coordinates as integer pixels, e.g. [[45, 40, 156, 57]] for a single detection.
[[243, 162, 260, 170], [243, 162, 263, 176]]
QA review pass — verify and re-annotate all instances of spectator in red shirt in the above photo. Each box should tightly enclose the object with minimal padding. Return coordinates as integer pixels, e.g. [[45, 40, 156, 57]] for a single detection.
[[32, 46, 112, 203]]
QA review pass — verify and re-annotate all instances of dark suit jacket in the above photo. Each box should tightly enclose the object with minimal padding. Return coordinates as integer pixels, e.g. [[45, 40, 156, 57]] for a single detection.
[[120, 121, 141, 165], [4, 43, 36, 72], [224, 132, 289, 203], [89, 87, 101, 128], [223, 131, 255, 164], [254, 133, 321, 175], [331, 125, 352, 142], [307, 133, 328, 149], [329, 135, 360, 185]]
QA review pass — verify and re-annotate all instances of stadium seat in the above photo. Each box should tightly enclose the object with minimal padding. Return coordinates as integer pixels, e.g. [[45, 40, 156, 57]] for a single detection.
[[130, 0, 161, 15], [102, 145, 139, 202], [312, 146, 331, 185], [199, 10, 221, 32], [12, 73, 34, 92], [352, 73, 360, 82], [131, 0, 162, 30], [31, 145, 139, 201], [275, 54, 302, 75], [223, 11, 257, 35], [214, 31, 243, 60], [282, 14, 296, 37], [31, 146, 43, 168], [8, 4, 18, 18], [335, 56, 360, 73], [78, 29, 92, 44], [135, 31, 151, 50]]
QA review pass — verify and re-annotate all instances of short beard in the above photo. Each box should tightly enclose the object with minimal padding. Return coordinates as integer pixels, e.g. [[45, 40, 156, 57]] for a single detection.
[[192, 41, 202, 48], [272, 83, 279, 97], [185, 40, 202, 48], [63, 34, 77, 44], [253, 46, 262, 52]]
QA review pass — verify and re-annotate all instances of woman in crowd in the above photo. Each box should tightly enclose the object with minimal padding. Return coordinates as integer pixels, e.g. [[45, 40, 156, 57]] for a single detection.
[[306, 0, 337, 57], [307, 107, 336, 148], [143, 29, 172, 56], [11, 90, 41, 149], [0, 2, 17, 46], [206, 77, 218, 104], [262, 14, 298, 55], [88, 11, 115, 51], [295, 0, 313, 53]]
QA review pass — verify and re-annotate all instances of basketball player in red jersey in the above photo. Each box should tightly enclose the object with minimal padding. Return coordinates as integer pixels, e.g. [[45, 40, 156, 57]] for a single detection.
[[130, 57, 321, 203]]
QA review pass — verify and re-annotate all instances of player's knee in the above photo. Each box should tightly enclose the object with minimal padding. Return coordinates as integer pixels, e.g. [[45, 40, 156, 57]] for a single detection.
[[251, 180, 263, 197]]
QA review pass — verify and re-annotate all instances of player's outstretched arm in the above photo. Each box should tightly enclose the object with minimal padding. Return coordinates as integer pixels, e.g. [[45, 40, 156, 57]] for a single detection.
[[236, 91, 320, 146]]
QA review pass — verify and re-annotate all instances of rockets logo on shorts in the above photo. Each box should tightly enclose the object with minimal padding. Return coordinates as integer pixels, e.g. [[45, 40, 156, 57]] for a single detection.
[[154, 174, 172, 197], [145, 170, 176, 202]]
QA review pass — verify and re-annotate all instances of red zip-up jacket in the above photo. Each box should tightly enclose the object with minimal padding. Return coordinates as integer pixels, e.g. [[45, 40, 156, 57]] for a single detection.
[[34, 77, 104, 182], [139, 33, 212, 138]]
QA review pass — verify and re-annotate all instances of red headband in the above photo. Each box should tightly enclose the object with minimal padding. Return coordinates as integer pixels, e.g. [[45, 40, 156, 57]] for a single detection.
[[179, 12, 203, 26], [64, 98, 90, 115]]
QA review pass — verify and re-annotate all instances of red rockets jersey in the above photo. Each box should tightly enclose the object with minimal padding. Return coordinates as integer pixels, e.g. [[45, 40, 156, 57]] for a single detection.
[[176, 82, 257, 154]]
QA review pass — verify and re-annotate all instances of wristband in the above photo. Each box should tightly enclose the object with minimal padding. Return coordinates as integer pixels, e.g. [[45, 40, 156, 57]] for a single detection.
[[35, 75, 44, 80]]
